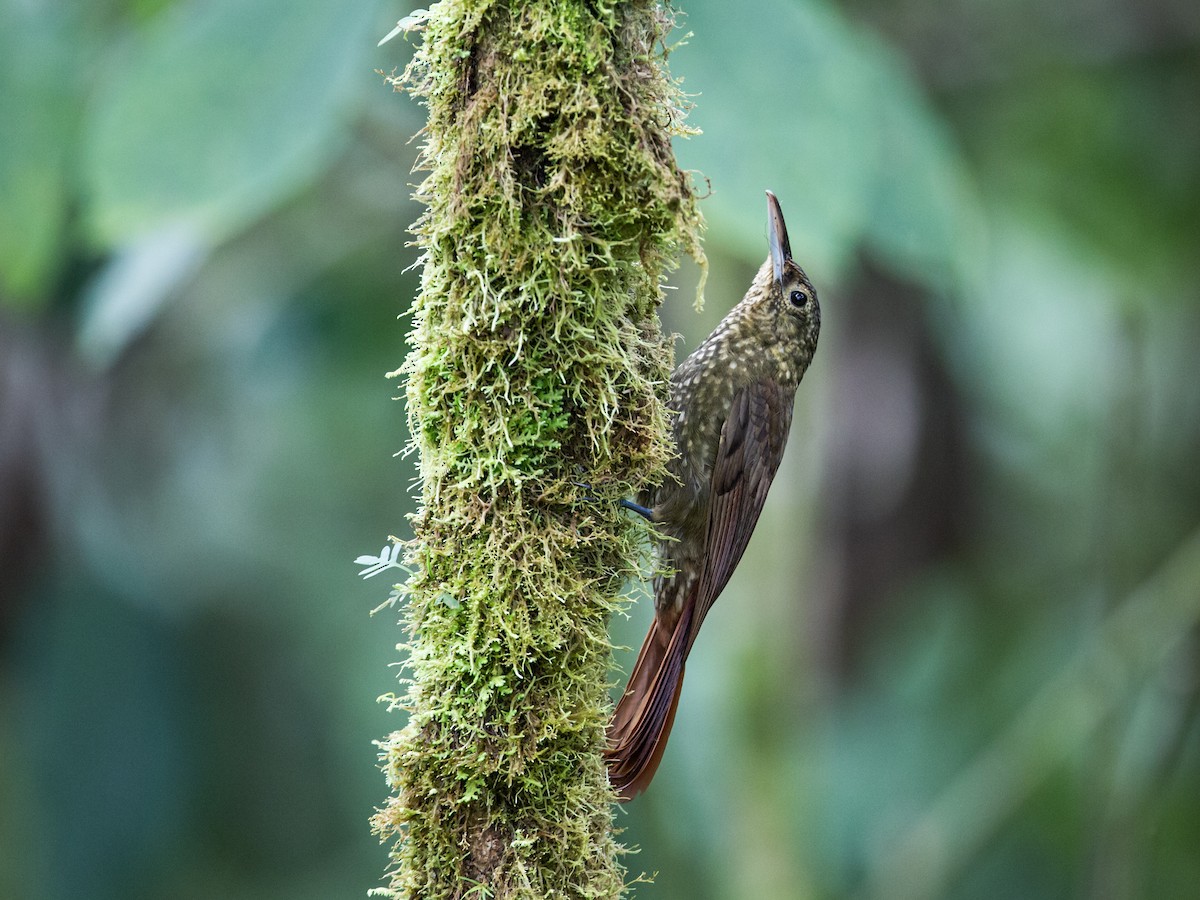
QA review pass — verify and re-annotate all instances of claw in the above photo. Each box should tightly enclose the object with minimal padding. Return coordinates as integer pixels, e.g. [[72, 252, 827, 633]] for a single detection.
[[572, 480, 598, 503]]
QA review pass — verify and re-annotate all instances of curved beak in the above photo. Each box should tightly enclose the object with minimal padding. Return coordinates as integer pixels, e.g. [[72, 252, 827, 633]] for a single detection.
[[765, 190, 791, 284]]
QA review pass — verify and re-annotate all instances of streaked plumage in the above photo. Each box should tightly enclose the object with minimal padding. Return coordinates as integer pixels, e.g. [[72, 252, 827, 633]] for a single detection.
[[606, 192, 820, 801]]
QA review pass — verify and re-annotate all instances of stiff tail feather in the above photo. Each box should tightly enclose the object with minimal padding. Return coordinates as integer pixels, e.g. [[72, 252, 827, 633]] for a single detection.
[[604, 605, 694, 801]]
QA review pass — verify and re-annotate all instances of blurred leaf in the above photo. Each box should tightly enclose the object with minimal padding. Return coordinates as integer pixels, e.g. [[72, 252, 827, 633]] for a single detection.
[[943, 211, 1119, 442], [77, 222, 208, 366], [857, 41, 981, 293], [674, 0, 876, 273], [84, 0, 384, 248], [673, 0, 977, 289], [953, 56, 1200, 301], [21, 583, 190, 900], [0, 2, 80, 304], [865, 526, 1200, 900]]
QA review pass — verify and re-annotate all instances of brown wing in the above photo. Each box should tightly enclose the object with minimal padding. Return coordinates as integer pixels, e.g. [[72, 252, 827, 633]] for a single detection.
[[685, 379, 793, 653], [605, 379, 794, 801]]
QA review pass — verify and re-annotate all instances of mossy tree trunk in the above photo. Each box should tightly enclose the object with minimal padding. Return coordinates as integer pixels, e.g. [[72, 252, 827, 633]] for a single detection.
[[372, 2, 704, 897]]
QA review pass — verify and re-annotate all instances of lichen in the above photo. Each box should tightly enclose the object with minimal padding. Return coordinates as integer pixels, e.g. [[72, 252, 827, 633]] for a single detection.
[[372, 2, 705, 897]]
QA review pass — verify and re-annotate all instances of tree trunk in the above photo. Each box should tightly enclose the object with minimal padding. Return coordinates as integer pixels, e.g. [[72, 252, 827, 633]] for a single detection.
[[372, 2, 704, 897]]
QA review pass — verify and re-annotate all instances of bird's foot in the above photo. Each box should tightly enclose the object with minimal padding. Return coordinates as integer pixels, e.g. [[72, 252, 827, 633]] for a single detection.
[[573, 482, 654, 522], [618, 498, 654, 521]]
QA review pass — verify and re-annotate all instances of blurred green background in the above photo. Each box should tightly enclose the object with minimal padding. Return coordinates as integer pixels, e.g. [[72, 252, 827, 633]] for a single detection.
[[2, 0, 1199, 898]]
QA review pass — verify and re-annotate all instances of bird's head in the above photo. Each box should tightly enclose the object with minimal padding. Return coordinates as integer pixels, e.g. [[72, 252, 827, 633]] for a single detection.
[[760, 190, 820, 362]]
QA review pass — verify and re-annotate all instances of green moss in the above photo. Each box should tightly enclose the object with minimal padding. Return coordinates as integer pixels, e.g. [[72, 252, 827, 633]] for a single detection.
[[372, 2, 704, 897]]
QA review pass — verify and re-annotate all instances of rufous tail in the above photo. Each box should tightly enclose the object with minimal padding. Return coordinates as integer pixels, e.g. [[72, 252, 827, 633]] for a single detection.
[[604, 605, 693, 801]]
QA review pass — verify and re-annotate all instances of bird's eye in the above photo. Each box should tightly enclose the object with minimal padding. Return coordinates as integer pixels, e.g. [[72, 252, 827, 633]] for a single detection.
[[789, 289, 808, 307]]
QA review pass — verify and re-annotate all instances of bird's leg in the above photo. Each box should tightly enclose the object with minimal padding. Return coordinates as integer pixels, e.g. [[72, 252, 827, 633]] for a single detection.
[[573, 481, 654, 521], [619, 498, 655, 521]]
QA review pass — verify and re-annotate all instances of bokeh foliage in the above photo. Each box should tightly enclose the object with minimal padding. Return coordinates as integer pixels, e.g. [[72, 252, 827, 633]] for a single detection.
[[2, 1, 1199, 899]]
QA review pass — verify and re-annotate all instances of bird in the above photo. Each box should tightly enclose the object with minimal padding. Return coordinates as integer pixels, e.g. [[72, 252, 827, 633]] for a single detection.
[[605, 191, 820, 801]]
